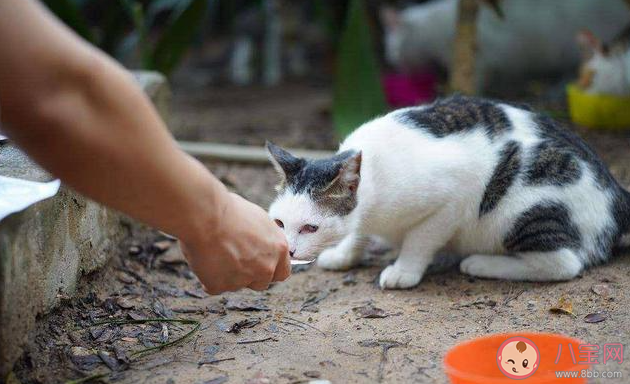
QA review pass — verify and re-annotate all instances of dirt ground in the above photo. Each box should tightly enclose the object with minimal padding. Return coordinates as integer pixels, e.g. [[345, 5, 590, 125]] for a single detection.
[[12, 84, 630, 384]]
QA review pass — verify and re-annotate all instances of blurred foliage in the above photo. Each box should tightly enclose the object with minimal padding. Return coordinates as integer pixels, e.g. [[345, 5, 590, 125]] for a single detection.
[[42, 0, 209, 76], [333, 0, 387, 137]]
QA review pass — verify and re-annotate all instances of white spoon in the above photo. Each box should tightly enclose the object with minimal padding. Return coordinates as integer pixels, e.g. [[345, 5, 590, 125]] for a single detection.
[[290, 258, 316, 265]]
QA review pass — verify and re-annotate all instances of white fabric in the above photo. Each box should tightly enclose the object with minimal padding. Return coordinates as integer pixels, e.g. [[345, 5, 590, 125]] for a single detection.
[[0, 176, 60, 220]]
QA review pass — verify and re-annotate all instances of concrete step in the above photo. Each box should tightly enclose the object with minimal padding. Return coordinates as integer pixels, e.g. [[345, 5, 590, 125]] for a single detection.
[[0, 71, 170, 376]]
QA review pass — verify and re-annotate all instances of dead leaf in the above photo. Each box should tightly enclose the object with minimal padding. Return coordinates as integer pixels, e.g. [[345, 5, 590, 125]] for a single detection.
[[549, 297, 575, 316], [226, 318, 261, 334], [353, 304, 389, 318], [69, 346, 101, 371], [117, 271, 136, 285], [152, 299, 173, 318], [116, 297, 135, 309], [128, 311, 147, 321], [584, 312, 607, 323], [98, 350, 121, 371]]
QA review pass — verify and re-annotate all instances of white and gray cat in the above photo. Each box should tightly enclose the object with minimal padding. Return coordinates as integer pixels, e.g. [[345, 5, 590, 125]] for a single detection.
[[267, 96, 630, 289], [577, 25, 630, 96], [382, 0, 630, 85]]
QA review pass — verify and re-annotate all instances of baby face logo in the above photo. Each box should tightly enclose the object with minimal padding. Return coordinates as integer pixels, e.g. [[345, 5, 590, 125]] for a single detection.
[[497, 336, 540, 380]]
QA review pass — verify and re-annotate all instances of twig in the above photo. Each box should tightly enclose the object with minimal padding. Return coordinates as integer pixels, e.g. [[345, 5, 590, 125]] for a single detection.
[[198, 357, 236, 367], [282, 316, 326, 336], [278, 320, 307, 330], [377, 343, 405, 382], [335, 348, 365, 357], [236, 337, 275, 344], [88, 318, 200, 358], [300, 290, 330, 312], [64, 373, 108, 384]]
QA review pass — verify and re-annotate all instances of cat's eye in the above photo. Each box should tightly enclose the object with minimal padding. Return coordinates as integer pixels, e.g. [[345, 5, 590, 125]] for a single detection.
[[299, 224, 319, 234], [274, 219, 284, 229], [522, 359, 528, 368]]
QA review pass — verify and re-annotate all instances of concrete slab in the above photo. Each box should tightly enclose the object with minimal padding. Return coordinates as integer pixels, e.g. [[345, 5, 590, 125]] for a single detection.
[[0, 70, 170, 376]]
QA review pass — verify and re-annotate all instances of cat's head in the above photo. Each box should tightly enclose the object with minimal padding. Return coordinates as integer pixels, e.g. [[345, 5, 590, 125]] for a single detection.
[[266, 142, 362, 261]]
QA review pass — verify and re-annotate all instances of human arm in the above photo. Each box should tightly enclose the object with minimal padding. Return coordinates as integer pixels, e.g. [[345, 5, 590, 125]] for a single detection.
[[0, 0, 290, 293]]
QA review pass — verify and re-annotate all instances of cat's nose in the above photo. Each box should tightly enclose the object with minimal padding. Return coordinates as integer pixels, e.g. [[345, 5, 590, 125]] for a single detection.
[[289, 250, 295, 257]]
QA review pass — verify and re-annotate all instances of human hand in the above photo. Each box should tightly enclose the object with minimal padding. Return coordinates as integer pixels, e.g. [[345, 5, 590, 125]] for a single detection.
[[180, 192, 290, 295]]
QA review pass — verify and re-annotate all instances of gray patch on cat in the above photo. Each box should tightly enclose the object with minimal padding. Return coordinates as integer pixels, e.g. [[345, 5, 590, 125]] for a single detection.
[[524, 141, 582, 186], [479, 140, 521, 216], [504, 201, 581, 253], [312, 185, 358, 216], [268, 144, 360, 216], [288, 151, 357, 194], [397, 95, 511, 139], [533, 115, 613, 190], [530, 114, 630, 263]]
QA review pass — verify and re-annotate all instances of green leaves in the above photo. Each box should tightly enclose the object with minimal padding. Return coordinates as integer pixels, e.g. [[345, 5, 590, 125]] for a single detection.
[[43, 0, 208, 77], [42, 0, 94, 43], [333, 0, 387, 138], [150, 0, 208, 76]]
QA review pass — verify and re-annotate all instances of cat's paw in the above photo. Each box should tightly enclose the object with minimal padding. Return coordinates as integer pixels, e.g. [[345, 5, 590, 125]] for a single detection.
[[459, 255, 494, 277], [317, 248, 355, 271], [379, 265, 422, 289]]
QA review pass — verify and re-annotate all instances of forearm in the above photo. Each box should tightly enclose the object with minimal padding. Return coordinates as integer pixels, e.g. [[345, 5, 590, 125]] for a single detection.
[[0, 0, 227, 241]]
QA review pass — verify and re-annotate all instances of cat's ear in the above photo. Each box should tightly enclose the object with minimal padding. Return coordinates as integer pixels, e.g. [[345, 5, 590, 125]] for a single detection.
[[323, 150, 362, 196], [577, 29, 603, 58], [266, 141, 302, 190]]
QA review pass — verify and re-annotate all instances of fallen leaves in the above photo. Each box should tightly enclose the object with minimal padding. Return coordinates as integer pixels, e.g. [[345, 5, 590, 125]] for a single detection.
[[549, 297, 575, 316], [353, 304, 388, 319], [584, 312, 607, 323], [225, 318, 261, 334]]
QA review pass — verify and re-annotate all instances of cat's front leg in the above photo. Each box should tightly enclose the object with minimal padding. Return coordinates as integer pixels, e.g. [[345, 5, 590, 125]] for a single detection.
[[379, 209, 455, 289], [317, 233, 365, 271]]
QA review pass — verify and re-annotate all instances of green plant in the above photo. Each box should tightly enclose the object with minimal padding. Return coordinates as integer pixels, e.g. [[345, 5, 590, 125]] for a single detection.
[[120, 0, 209, 76], [332, 0, 387, 138], [42, 0, 208, 77]]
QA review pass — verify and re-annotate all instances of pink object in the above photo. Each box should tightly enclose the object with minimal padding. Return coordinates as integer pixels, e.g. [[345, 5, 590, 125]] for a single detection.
[[383, 70, 437, 108]]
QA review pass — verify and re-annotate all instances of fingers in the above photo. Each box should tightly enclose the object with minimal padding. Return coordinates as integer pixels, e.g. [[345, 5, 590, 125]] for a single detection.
[[272, 252, 291, 282], [247, 281, 270, 291], [271, 233, 290, 282]]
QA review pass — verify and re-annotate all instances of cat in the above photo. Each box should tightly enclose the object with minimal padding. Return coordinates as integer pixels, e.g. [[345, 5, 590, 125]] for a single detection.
[[267, 96, 630, 289], [576, 26, 630, 96], [382, 0, 630, 87]]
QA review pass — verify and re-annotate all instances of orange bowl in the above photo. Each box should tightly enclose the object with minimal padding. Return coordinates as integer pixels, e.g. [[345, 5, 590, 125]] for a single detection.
[[444, 333, 587, 383]]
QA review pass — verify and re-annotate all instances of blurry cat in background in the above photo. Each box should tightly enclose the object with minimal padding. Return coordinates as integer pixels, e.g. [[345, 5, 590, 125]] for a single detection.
[[382, 0, 630, 89], [577, 26, 630, 96]]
